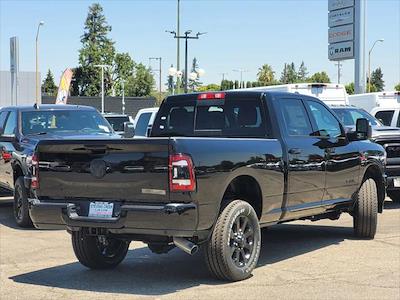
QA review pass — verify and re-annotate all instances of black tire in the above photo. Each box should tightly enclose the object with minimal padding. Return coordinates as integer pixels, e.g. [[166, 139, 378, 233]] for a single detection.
[[71, 229, 130, 269], [387, 191, 400, 203], [353, 178, 378, 239], [205, 200, 261, 281], [13, 177, 33, 228]]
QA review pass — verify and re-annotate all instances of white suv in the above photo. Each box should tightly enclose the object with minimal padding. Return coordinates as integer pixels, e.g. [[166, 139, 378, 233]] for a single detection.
[[133, 107, 159, 137]]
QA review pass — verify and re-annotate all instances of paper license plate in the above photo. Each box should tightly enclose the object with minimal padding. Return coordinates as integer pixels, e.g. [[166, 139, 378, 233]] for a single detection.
[[394, 178, 400, 187], [88, 202, 114, 218]]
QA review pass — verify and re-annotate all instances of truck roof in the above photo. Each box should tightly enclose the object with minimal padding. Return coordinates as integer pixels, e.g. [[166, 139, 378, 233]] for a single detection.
[[164, 91, 305, 102], [0, 104, 96, 112]]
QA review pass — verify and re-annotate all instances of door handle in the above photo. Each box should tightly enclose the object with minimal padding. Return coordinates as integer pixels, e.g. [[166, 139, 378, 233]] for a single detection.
[[288, 148, 302, 155]]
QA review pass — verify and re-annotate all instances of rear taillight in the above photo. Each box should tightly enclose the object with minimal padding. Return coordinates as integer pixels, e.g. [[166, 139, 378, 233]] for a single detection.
[[31, 154, 39, 189], [169, 154, 196, 192]]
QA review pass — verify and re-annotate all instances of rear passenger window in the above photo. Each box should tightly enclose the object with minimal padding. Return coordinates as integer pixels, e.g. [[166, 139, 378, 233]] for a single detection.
[[280, 98, 313, 136], [375, 110, 394, 126], [3, 111, 17, 135]]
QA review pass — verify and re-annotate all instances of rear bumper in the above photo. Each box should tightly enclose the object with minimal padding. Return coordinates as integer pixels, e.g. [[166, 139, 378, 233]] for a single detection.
[[28, 198, 198, 237]]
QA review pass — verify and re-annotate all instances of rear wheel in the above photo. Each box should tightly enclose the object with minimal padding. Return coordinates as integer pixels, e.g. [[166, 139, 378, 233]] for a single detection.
[[387, 191, 400, 203], [71, 229, 130, 269], [205, 200, 261, 281], [13, 177, 33, 228], [353, 178, 378, 239]]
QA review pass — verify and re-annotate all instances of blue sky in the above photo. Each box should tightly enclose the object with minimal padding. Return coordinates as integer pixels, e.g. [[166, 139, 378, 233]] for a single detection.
[[1, 0, 399, 90]]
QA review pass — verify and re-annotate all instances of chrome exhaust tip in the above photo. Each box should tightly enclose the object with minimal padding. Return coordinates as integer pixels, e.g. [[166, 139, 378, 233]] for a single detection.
[[173, 237, 198, 255]]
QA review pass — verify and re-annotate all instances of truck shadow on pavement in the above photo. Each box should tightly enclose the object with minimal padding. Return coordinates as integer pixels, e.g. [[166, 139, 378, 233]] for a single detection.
[[384, 200, 400, 210], [10, 222, 355, 296]]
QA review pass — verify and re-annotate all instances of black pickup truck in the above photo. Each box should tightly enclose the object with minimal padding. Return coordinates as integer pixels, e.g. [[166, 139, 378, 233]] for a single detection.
[[0, 104, 126, 227], [29, 91, 386, 281]]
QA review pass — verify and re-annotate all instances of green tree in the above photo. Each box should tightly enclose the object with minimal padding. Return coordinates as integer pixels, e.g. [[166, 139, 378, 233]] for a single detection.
[[395, 83, 400, 91], [370, 67, 384, 92], [188, 57, 202, 91], [345, 82, 354, 95], [257, 64, 275, 86], [197, 84, 220, 92], [280, 62, 297, 84], [113, 52, 135, 96], [42, 69, 58, 96], [126, 63, 154, 97], [77, 3, 115, 96], [297, 61, 308, 82], [308, 71, 331, 83]]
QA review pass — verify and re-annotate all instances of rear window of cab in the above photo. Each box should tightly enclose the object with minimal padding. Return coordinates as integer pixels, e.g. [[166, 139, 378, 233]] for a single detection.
[[151, 98, 267, 137]]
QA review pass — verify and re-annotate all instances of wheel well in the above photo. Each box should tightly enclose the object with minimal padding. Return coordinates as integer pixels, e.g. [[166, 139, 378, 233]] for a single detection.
[[13, 165, 23, 185], [363, 165, 385, 213], [221, 175, 262, 219]]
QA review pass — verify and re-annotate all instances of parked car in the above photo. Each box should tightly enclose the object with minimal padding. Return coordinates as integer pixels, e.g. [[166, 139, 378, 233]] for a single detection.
[[28, 91, 385, 281], [331, 105, 400, 202], [133, 107, 159, 137], [103, 113, 135, 137], [348, 91, 400, 116], [0, 104, 123, 227], [370, 107, 400, 128]]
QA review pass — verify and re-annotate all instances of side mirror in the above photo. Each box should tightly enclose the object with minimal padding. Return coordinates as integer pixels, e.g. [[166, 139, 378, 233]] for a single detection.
[[355, 118, 372, 140], [123, 122, 135, 138]]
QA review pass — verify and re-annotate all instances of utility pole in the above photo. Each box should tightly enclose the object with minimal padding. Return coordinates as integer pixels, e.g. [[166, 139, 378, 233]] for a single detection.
[[219, 72, 228, 81], [335, 61, 342, 84], [233, 69, 248, 88], [149, 57, 162, 101], [94, 64, 111, 113], [166, 30, 206, 93]]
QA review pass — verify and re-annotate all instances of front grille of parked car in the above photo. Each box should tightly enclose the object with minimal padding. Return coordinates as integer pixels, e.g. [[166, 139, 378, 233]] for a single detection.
[[385, 145, 400, 158]]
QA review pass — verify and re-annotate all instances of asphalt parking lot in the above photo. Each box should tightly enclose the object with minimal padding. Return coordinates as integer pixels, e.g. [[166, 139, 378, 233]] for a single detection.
[[0, 198, 399, 300]]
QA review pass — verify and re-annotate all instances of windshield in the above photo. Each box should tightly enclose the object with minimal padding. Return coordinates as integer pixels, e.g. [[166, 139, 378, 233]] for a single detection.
[[22, 110, 112, 135], [332, 108, 381, 127], [105, 116, 130, 132]]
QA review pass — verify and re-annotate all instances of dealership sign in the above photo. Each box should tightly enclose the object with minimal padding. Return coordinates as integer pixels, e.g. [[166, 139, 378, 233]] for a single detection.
[[328, 24, 354, 44], [328, 41, 354, 60], [328, 7, 354, 27], [328, 0, 354, 11], [328, 0, 355, 61]]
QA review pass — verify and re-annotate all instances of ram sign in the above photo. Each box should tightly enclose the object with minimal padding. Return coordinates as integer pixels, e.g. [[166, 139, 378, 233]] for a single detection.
[[328, 41, 354, 60]]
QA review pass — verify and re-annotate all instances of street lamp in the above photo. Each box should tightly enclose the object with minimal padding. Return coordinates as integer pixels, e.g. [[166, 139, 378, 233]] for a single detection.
[[120, 79, 125, 114], [166, 30, 206, 93], [35, 21, 44, 104], [233, 69, 249, 88], [368, 39, 384, 92], [94, 64, 111, 113], [168, 66, 183, 95], [149, 57, 162, 101]]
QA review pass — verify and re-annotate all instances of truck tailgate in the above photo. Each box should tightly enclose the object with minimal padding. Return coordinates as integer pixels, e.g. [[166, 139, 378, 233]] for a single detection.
[[36, 139, 170, 203]]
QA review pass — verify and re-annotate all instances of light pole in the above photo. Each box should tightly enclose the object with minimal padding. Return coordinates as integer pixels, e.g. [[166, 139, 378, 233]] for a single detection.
[[35, 21, 44, 105], [233, 69, 248, 88], [149, 57, 162, 101], [167, 30, 206, 93], [94, 64, 111, 113], [120, 79, 125, 114], [368, 39, 384, 92]]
